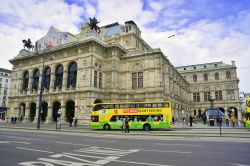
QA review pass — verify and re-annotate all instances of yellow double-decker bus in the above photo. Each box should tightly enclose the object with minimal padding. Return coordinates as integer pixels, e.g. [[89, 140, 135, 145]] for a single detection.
[[90, 101, 172, 131], [246, 97, 250, 128]]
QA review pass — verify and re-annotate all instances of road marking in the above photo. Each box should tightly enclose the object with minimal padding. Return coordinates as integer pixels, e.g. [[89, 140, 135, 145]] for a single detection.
[[56, 141, 91, 146], [155, 143, 201, 147], [143, 149, 191, 154], [229, 163, 250, 166], [84, 138, 116, 143], [11, 141, 31, 144], [7, 136, 31, 140], [112, 159, 174, 166], [16, 147, 54, 154], [0, 141, 10, 143], [75, 146, 139, 157]]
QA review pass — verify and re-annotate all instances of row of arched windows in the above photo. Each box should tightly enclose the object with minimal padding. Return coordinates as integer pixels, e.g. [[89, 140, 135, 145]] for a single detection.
[[22, 62, 77, 91], [193, 71, 231, 82]]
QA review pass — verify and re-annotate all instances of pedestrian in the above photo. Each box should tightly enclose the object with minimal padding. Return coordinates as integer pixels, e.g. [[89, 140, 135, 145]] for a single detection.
[[125, 117, 129, 133], [121, 118, 125, 132], [219, 117, 222, 127], [189, 116, 193, 127], [11, 116, 14, 124], [56, 116, 61, 130], [216, 116, 219, 126], [69, 116, 73, 127], [172, 116, 175, 124], [226, 117, 229, 126], [14, 117, 17, 124], [73, 117, 78, 127], [20, 116, 23, 121], [231, 115, 236, 127]]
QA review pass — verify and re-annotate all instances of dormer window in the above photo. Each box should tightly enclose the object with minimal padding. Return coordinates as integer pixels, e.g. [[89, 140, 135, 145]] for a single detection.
[[184, 68, 186, 70], [214, 64, 217, 67], [193, 67, 196, 69], [204, 65, 206, 68]]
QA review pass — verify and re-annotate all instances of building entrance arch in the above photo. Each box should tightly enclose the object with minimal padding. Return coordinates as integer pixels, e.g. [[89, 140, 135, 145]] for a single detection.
[[53, 101, 61, 122], [41, 102, 48, 122], [30, 102, 36, 121], [19, 103, 26, 121], [218, 107, 225, 113], [66, 100, 75, 122], [227, 107, 238, 118], [94, 99, 103, 104]]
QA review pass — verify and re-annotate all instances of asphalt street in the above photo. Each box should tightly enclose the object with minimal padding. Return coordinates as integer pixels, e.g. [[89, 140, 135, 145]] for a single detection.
[[0, 129, 250, 166]]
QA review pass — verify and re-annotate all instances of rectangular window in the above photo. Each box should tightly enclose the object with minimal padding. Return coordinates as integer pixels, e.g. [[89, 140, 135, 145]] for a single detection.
[[193, 93, 200, 102], [132, 72, 143, 89], [138, 72, 143, 88], [227, 90, 235, 100], [94, 71, 97, 87], [99, 73, 102, 88], [215, 91, 222, 100], [204, 92, 211, 101]]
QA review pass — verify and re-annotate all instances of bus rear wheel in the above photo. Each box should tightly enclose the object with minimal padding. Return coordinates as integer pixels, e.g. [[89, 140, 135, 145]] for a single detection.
[[103, 124, 110, 130], [143, 124, 151, 131]]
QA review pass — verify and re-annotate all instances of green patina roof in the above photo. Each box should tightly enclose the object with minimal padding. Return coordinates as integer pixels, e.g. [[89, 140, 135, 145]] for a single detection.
[[176, 61, 232, 73]]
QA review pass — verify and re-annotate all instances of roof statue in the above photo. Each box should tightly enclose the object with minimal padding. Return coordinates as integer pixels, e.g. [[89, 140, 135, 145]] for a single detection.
[[89, 17, 100, 33], [22, 38, 34, 51]]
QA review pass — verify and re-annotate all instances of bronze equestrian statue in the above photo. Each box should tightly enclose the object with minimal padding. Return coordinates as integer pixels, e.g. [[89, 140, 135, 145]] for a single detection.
[[89, 17, 100, 33], [22, 38, 34, 51]]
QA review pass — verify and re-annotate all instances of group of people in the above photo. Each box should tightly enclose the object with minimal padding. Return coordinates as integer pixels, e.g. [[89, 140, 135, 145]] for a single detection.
[[121, 117, 129, 133], [10, 116, 18, 124]]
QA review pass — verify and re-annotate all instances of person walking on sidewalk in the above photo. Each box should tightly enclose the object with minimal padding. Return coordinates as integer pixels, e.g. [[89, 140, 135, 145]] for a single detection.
[[124, 117, 129, 133], [189, 116, 193, 127]]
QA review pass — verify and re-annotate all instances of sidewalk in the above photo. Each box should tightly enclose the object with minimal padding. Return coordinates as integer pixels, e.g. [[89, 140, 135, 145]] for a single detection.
[[0, 121, 249, 138]]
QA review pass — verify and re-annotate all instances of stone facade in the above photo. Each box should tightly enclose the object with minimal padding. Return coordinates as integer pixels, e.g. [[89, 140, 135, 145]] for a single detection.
[[0, 68, 12, 119], [176, 61, 242, 119], [7, 20, 241, 124]]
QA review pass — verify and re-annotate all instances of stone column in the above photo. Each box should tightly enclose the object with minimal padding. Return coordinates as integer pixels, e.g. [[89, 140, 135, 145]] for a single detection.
[[38, 66, 43, 94], [50, 71, 55, 93], [28, 70, 33, 95], [33, 101, 39, 123], [45, 101, 53, 124], [62, 70, 68, 91], [23, 102, 30, 123], [61, 100, 67, 124]]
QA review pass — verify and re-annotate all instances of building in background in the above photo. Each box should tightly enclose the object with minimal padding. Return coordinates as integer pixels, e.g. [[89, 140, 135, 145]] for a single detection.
[[176, 62, 242, 119], [0, 68, 12, 119], [7, 20, 241, 124]]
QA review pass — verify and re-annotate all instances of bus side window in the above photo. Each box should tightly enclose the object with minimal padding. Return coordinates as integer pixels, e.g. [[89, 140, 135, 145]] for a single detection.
[[91, 116, 99, 122], [115, 104, 120, 109], [110, 116, 117, 122], [152, 104, 158, 108], [158, 103, 163, 107]]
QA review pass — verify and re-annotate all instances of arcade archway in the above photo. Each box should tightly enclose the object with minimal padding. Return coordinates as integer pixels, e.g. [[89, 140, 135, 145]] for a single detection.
[[52, 101, 61, 122], [30, 102, 36, 121], [66, 100, 75, 122], [41, 102, 48, 122]]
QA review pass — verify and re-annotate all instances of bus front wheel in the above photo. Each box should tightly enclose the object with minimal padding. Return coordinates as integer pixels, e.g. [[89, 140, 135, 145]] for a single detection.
[[143, 124, 151, 131], [103, 124, 110, 130]]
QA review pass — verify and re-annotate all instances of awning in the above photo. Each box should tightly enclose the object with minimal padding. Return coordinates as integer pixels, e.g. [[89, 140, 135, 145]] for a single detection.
[[0, 107, 8, 113], [205, 108, 225, 117]]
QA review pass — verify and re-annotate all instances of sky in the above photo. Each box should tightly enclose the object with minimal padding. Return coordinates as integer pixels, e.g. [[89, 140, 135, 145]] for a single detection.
[[0, 0, 250, 92]]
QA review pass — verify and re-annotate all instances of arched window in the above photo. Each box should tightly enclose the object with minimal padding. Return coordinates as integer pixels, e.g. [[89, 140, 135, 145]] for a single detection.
[[204, 73, 208, 81], [226, 71, 231, 79], [44, 67, 51, 89], [193, 74, 197, 82], [55, 64, 63, 89], [32, 69, 40, 91], [215, 72, 219, 80], [67, 62, 77, 88], [22, 71, 29, 91]]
